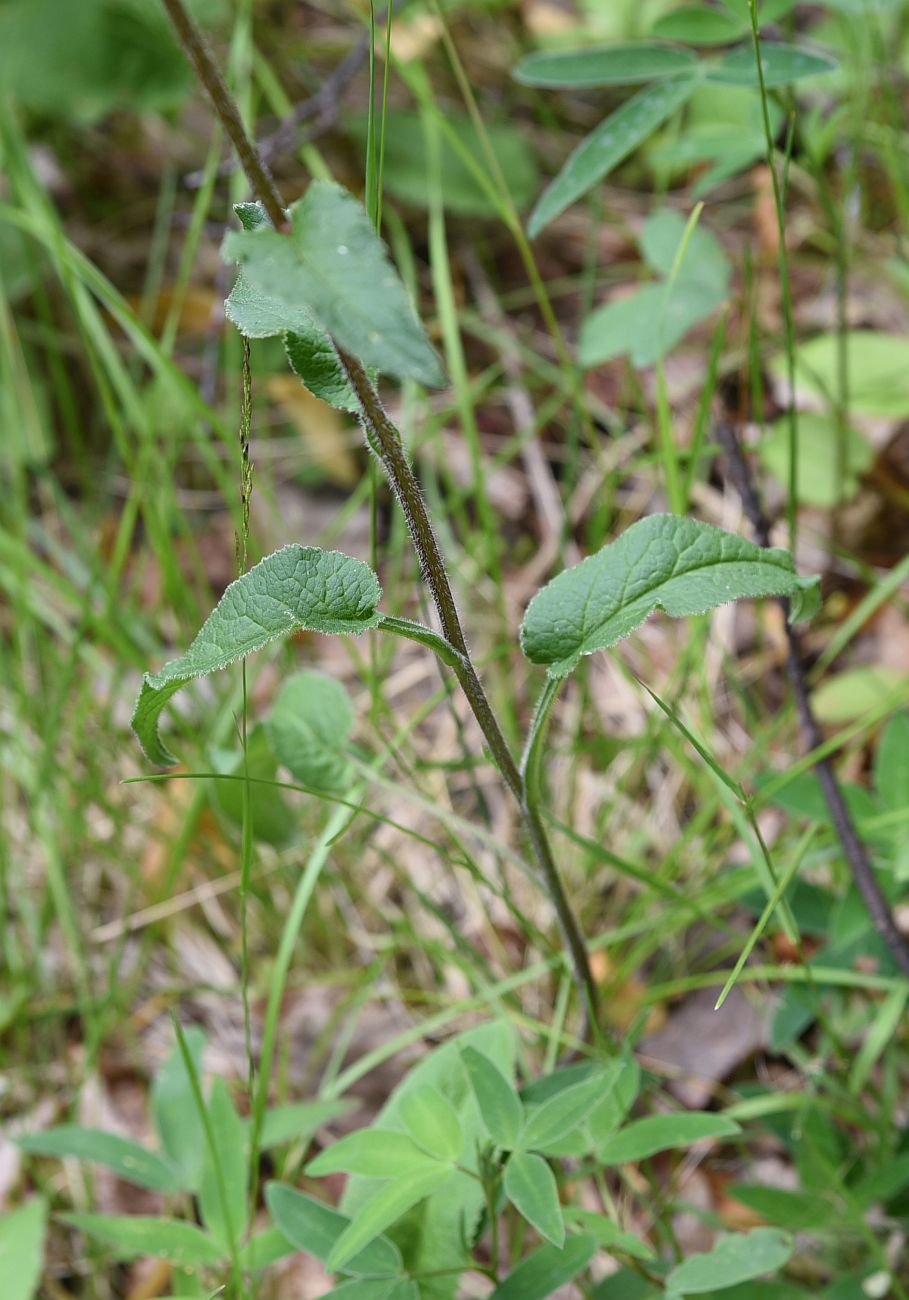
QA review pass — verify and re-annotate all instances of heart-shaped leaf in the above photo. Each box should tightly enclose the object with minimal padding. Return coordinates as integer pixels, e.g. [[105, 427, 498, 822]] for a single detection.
[[266, 670, 356, 793], [514, 42, 696, 88], [224, 181, 445, 387], [132, 546, 382, 766], [520, 514, 820, 678], [529, 78, 697, 236]]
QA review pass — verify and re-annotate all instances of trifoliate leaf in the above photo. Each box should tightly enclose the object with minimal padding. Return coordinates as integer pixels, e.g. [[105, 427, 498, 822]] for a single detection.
[[132, 546, 382, 766], [520, 514, 820, 678]]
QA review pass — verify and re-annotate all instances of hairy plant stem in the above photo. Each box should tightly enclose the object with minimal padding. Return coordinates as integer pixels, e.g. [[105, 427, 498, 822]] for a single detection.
[[161, 0, 598, 1026]]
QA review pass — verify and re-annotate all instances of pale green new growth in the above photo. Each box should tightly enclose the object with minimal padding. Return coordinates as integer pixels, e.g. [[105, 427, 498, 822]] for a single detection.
[[131, 546, 382, 766], [520, 514, 820, 677], [224, 181, 446, 387], [666, 1228, 793, 1293]]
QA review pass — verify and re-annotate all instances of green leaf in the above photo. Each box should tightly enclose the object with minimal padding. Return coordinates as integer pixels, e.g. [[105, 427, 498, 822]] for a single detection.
[[15, 1127, 183, 1194], [758, 413, 872, 507], [208, 726, 297, 848], [341, 1021, 517, 1300], [198, 1078, 249, 1250], [237, 1224, 296, 1271], [60, 1214, 224, 1267], [706, 43, 838, 86], [520, 514, 820, 678], [284, 325, 361, 412], [875, 712, 909, 815], [598, 1112, 741, 1164], [518, 1071, 609, 1152], [580, 278, 726, 368], [563, 1209, 655, 1260], [0, 1198, 46, 1300], [265, 670, 356, 793], [490, 1234, 596, 1300], [306, 1129, 446, 1178], [460, 1046, 524, 1149], [400, 1087, 463, 1163], [652, 6, 747, 43], [503, 1151, 564, 1247], [328, 1166, 455, 1272], [773, 331, 909, 418], [350, 109, 538, 216], [727, 1185, 831, 1231], [255, 1098, 357, 1149], [529, 78, 697, 236], [265, 1183, 403, 1277], [666, 1228, 793, 1292], [320, 1283, 414, 1300], [132, 546, 382, 766], [150, 1027, 207, 1189], [223, 181, 445, 387], [640, 208, 730, 291], [812, 667, 908, 726], [514, 42, 697, 87]]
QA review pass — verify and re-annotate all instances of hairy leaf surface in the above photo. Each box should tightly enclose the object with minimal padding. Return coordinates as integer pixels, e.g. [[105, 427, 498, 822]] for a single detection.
[[132, 547, 381, 766], [520, 515, 819, 677]]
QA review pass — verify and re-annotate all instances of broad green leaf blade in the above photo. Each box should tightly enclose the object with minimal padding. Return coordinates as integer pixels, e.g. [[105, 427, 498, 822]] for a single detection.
[[598, 1112, 741, 1164], [758, 413, 872, 508], [225, 200, 320, 339], [518, 1071, 609, 1152], [580, 279, 726, 368], [327, 1166, 455, 1272], [563, 1209, 655, 1260], [528, 77, 697, 236], [265, 1183, 402, 1277], [520, 514, 820, 678], [514, 42, 696, 87], [132, 546, 382, 766], [727, 1185, 830, 1231], [639, 208, 730, 291], [15, 1127, 183, 1193], [503, 1151, 564, 1247], [490, 1234, 596, 1300], [460, 1046, 524, 1149], [284, 325, 361, 412], [706, 42, 838, 86], [652, 6, 747, 43], [0, 1198, 46, 1300], [150, 1028, 206, 1189], [223, 181, 445, 387], [399, 1087, 463, 1162], [666, 1228, 793, 1292], [265, 670, 356, 793], [198, 1078, 249, 1250], [208, 725, 297, 848], [237, 1224, 296, 1271], [306, 1129, 445, 1178], [60, 1214, 224, 1266], [255, 1098, 356, 1150], [875, 712, 909, 815], [772, 331, 909, 418]]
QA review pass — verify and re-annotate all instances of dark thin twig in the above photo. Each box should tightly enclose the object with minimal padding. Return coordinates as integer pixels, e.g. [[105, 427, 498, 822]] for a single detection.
[[185, 26, 372, 188], [716, 420, 909, 980]]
